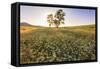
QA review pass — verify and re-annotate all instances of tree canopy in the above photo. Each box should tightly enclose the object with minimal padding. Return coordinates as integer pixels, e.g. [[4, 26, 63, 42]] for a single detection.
[[47, 9, 65, 28]]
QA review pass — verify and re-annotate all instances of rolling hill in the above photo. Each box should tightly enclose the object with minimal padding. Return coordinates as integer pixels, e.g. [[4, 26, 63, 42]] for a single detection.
[[20, 22, 32, 26]]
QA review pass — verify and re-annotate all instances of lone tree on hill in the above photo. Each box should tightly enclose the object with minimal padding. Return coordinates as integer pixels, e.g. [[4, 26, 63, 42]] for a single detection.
[[47, 14, 54, 27], [47, 9, 65, 28]]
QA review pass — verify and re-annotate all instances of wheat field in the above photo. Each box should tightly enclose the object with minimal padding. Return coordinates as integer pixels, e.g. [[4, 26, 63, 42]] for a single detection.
[[20, 24, 96, 64]]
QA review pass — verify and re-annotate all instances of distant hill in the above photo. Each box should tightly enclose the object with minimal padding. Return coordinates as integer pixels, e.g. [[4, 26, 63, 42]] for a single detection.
[[20, 22, 32, 26], [20, 22, 45, 27]]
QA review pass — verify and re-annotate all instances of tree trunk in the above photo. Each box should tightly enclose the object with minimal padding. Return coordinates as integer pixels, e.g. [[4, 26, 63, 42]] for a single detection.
[[56, 25, 59, 28]]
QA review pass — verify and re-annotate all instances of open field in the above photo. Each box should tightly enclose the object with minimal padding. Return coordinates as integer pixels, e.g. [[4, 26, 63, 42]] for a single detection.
[[20, 24, 96, 64]]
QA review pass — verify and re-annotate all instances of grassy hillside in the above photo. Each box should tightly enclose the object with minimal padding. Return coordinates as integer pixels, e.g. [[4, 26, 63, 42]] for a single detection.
[[20, 24, 96, 64]]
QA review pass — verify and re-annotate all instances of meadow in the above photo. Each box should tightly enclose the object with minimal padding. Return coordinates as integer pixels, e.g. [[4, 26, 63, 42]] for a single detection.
[[20, 24, 96, 64]]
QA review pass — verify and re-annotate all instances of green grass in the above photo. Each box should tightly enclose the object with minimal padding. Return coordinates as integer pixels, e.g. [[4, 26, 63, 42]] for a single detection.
[[20, 24, 96, 64]]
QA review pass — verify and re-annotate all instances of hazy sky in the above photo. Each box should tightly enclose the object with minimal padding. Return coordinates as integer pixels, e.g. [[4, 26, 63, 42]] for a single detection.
[[20, 5, 95, 27]]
